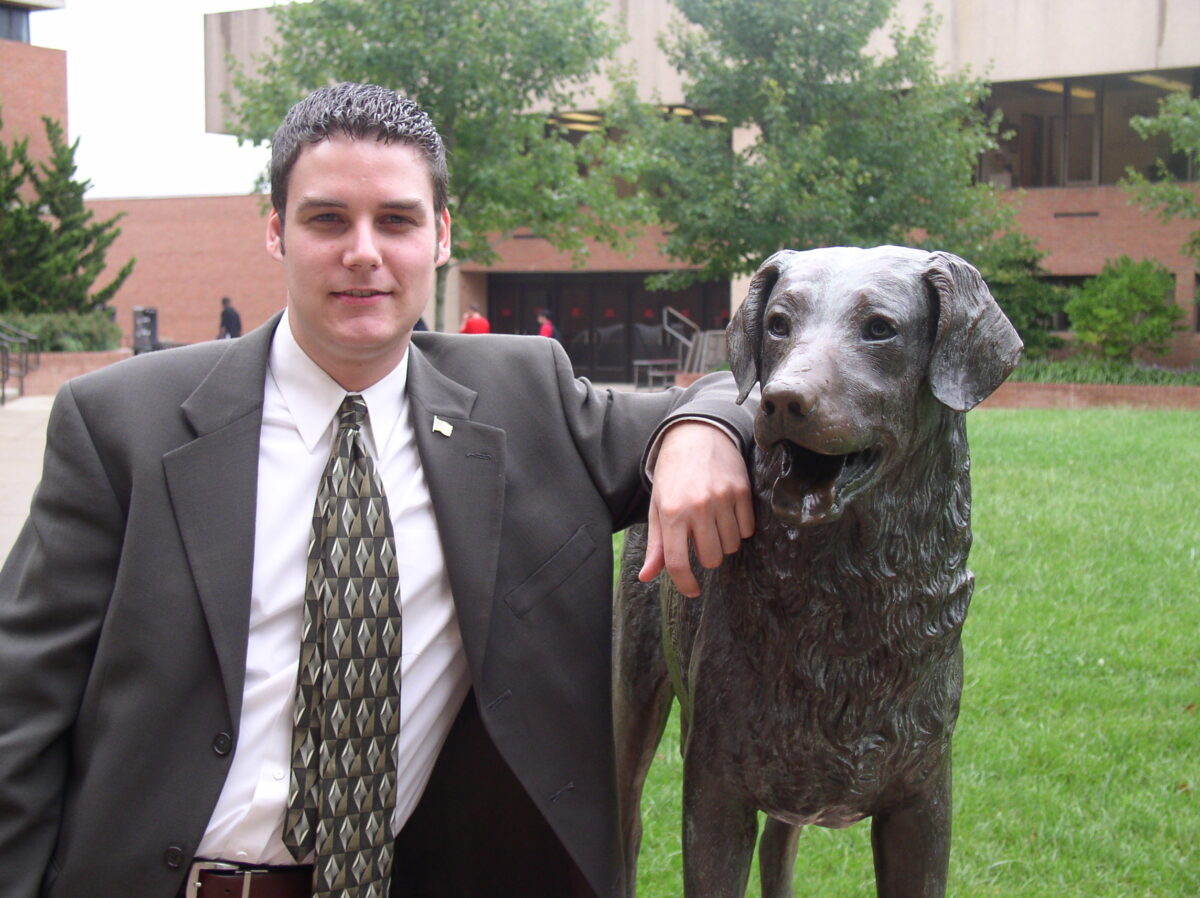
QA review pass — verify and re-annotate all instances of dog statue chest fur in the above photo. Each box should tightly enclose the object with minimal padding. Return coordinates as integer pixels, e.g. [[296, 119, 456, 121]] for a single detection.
[[615, 246, 1022, 898]]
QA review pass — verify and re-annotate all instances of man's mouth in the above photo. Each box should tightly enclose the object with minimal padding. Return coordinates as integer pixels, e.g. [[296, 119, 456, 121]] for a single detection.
[[769, 441, 882, 526], [334, 288, 390, 304]]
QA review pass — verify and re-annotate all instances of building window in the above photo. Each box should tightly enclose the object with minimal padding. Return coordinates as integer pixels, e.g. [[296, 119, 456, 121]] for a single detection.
[[980, 68, 1197, 188], [0, 6, 31, 42]]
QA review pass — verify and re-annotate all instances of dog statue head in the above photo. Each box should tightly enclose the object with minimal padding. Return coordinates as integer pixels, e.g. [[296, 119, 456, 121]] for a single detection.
[[727, 246, 1022, 526]]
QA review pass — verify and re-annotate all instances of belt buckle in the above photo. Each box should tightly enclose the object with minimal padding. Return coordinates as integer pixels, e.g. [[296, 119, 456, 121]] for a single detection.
[[185, 860, 257, 898]]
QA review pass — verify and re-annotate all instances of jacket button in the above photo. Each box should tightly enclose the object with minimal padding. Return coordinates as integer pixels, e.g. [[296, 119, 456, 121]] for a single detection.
[[163, 844, 186, 868], [212, 732, 234, 756]]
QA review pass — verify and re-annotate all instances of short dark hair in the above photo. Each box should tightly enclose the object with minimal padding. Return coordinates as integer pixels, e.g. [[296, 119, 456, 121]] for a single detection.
[[270, 82, 449, 220]]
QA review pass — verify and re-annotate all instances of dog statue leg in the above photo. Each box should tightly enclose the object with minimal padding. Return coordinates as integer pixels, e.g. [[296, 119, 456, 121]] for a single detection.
[[870, 755, 953, 898], [614, 526, 676, 897], [758, 817, 801, 898], [680, 737, 758, 897]]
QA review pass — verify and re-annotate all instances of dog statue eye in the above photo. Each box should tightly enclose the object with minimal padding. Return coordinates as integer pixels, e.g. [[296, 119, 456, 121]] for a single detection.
[[862, 317, 896, 341], [766, 315, 791, 338]]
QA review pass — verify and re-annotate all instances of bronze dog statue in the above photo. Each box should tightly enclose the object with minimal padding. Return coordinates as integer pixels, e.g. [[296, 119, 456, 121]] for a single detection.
[[615, 246, 1022, 897]]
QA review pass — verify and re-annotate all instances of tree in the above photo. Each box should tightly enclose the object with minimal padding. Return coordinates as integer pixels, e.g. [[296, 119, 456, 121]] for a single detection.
[[228, 0, 643, 329], [1122, 92, 1200, 264], [0, 110, 134, 315], [1064, 256, 1183, 362], [615, 0, 1014, 290]]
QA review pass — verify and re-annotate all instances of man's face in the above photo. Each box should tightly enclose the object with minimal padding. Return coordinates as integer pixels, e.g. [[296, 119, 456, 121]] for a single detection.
[[267, 135, 451, 390]]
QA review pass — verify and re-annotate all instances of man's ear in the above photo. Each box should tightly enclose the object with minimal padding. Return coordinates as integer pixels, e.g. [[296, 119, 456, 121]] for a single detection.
[[266, 209, 285, 261], [435, 208, 452, 266]]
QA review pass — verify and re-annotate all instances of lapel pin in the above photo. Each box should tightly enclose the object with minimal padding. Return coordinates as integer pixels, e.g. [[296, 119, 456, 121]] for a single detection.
[[432, 416, 454, 438]]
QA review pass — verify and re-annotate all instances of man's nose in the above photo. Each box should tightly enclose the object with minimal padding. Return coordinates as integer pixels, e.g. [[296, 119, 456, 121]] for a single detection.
[[344, 222, 382, 270]]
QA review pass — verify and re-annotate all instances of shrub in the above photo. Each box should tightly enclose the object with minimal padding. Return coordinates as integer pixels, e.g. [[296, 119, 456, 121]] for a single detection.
[[1010, 357, 1200, 386], [1, 309, 123, 352], [1064, 256, 1183, 361]]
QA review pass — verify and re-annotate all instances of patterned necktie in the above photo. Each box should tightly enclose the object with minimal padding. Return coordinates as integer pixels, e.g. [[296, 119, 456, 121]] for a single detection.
[[284, 394, 402, 898]]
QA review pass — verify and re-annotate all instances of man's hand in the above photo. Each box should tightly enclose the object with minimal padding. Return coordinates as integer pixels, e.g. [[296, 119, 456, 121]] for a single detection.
[[639, 421, 754, 598]]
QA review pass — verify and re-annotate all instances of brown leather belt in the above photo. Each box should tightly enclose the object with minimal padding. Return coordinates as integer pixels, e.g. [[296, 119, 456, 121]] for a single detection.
[[183, 860, 313, 898]]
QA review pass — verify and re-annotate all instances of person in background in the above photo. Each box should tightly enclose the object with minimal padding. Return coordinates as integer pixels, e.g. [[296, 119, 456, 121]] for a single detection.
[[216, 296, 243, 339], [458, 304, 490, 334], [537, 308, 560, 341]]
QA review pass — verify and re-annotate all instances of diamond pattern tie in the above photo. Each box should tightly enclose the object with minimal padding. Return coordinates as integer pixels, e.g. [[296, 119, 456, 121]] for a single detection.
[[284, 394, 402, 898]]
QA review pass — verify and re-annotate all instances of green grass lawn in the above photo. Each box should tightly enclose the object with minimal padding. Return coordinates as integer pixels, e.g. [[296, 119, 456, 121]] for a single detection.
[[627, 407, 1200, 897]]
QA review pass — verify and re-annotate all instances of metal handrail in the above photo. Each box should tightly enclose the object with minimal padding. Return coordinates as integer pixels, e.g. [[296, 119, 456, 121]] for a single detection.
[[0, 321, 39, 371], [0, 321, 39, 405], [662, 306, 700, 365]]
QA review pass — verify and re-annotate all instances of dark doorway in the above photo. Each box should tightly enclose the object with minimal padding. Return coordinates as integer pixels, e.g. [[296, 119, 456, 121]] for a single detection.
[[489, 272, 729, 382]]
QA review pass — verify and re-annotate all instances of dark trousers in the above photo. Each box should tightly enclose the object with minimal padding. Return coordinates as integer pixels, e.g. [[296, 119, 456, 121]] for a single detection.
[[390, 693, 595, 898]]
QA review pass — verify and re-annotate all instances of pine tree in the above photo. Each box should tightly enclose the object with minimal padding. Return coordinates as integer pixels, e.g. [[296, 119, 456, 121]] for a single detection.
[[0, 110, 134, 315]]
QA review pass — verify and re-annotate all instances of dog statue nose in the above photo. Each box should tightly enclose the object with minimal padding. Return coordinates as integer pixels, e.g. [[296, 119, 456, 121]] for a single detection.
[[761, 381, 817, 419]]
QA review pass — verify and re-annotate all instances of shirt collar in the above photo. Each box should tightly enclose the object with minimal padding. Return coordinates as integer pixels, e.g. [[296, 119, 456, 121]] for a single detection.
[[268, 310, 409, 456]]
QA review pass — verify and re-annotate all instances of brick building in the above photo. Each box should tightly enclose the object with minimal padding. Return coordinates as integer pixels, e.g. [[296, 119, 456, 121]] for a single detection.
[[0, 1, 66, 168]]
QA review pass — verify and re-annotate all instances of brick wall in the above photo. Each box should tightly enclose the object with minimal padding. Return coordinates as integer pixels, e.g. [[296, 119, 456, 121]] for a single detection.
[[1012, 185, 1200, 367], [84, 194, 286, 347], [4, 349, 130, 398], [0, 38, 67, 165], [982, 380, 1200, 410]]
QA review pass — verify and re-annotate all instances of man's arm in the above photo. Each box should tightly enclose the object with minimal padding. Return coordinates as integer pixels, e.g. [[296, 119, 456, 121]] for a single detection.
[[0, 384, 124, 892]]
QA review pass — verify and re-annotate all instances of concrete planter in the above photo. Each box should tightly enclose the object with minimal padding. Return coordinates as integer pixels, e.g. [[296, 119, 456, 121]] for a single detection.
[[982, 380, 1200, 410], [12, 349, 132, 397]]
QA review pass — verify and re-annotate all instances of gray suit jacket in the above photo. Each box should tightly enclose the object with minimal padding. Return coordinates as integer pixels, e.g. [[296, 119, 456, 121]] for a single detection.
[[0, 314, 754, 898]]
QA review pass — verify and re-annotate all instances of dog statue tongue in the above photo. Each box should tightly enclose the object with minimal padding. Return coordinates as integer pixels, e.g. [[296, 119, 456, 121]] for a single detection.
[[772, 463, 841, 525], [769, 443, 848, 526]]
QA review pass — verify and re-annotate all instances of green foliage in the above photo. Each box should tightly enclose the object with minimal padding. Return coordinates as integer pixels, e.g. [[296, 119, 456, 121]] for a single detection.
[[617, 0, 1013, 290], [956, 222, 1066, 357], [627, 408, 1200, 896], [228, 0, 645, 326], [1010, 357, 1200, 386], [1064, 256, 1183, 362], [1122, 93, 1200, 263], [1, 309, 122, 351], [0, 109, 135, 315]]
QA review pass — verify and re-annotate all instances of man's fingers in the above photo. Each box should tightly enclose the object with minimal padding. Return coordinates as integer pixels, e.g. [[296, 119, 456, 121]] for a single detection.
[[638, 506, 665, 584]]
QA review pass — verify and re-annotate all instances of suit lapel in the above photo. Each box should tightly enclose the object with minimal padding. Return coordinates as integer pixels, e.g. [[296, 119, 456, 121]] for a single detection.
[[163, 314, 279, 715], [406, 343, 506, 683]]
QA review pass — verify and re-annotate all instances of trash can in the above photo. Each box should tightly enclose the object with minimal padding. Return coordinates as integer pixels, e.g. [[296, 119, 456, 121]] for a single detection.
[[132, 307, 159, 354]]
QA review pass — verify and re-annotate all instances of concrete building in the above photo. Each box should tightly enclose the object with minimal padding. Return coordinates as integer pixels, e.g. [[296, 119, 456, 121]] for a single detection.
[[199, 0, 1200, 370], [5, 0, 1199, 371]]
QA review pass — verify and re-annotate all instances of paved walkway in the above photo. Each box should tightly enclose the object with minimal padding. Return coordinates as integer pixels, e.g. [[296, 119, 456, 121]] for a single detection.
[[0, 395, 53, 567]]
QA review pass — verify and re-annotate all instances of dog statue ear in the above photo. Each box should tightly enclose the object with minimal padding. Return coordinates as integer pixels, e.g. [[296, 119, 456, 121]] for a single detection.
[[728, 251, 790, 404], [925, 251, 1024, 412]]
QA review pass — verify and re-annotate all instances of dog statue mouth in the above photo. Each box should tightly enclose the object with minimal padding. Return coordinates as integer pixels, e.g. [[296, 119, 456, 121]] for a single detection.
[[769, 441, 881, 526]]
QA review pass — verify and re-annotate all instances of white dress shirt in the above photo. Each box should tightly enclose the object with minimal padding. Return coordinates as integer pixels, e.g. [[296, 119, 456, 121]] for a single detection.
[[196, 313, 470, 864]]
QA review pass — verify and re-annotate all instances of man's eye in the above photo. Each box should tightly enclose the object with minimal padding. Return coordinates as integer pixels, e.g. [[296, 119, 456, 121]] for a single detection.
[[862, 317, 897, 341]]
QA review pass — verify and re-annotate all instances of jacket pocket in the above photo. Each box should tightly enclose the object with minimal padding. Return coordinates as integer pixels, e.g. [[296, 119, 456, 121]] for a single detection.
[[503, 526, 597, 618]]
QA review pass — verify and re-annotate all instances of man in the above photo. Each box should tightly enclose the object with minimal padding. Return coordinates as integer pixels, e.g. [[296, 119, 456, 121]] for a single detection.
[[458, 304, 490, 334], [0, 83, 755, 898], [537, 307, 560, 341], [217, 296, 243, 339]]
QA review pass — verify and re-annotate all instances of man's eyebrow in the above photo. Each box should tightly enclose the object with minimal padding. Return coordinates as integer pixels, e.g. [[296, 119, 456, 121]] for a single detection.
[[380, 199, 426, 213], [293, 197, 426, 213]]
